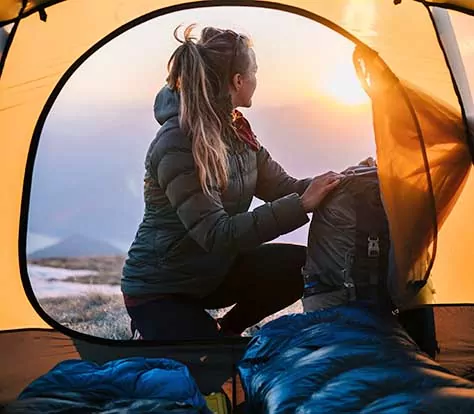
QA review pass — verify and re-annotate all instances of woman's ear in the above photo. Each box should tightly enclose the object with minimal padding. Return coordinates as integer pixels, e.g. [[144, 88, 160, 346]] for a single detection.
[[231, 72, 243, 91]]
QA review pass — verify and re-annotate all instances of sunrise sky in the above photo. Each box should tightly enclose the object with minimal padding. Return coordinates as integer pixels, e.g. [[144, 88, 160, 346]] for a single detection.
[[55, 6, 372, 111], [45, 3, 474, 192], [36, 3, 474, 240], [39, 5, 380, 252], [28, 3, 474, 303], [53, 4, 473, 112]]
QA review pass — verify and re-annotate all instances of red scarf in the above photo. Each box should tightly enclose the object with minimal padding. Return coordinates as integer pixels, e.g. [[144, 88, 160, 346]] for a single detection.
[[232, 110, 261, 152]]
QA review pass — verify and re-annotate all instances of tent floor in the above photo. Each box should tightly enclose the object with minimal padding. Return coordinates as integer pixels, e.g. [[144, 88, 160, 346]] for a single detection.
[[1, 305, 472, 409]]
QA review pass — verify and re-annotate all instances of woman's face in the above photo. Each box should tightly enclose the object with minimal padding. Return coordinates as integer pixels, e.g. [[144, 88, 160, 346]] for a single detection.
[[230, 48, 258, 108]]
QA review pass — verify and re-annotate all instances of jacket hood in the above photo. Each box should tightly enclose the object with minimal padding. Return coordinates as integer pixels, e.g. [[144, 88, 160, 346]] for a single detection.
[[153, 85, 180, 125]]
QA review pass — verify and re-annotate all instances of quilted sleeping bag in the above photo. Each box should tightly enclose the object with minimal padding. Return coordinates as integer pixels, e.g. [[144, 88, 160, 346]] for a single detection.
[[4, 357, 212, 413], [238, 305, 474, 413]]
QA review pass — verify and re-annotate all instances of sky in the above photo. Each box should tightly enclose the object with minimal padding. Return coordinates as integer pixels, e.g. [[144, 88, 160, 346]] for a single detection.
[[31, 4, 473, 247], [50, 4, 474, 110], [24, 2, 474, 306], [32, 6, 379, 252], [54, 6, 373, 111]]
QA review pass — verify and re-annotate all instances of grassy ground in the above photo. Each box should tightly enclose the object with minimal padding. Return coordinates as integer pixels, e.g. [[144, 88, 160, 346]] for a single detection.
[[29, 256, 125, 285], [33, 256, 302, 339], [39, 292, 302, 339], [40, 293, 131, 339]]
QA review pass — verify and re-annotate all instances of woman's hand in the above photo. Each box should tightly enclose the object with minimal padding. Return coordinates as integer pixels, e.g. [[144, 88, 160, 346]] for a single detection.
[[300, 172, 344, 213], [358, 156, 377, 167]]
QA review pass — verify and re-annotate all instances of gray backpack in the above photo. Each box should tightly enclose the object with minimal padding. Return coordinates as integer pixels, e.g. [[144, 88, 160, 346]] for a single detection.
[[302, 166, 393, 312]]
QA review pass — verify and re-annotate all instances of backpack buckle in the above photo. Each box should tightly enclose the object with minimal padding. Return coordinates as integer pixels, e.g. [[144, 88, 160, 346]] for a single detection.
[[368, 236, 380, 257], [343, 281, 357, 301]]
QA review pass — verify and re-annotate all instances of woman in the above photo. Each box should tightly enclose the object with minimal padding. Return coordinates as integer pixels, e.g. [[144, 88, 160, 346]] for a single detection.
[[121, 25, 342, 340]]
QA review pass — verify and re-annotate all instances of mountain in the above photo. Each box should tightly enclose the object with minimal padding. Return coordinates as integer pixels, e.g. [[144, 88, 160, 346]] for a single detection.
[[28, 234, 126, 259]]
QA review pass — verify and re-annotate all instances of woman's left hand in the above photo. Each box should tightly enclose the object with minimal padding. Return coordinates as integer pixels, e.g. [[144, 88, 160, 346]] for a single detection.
[[358, 157, 377, 167]]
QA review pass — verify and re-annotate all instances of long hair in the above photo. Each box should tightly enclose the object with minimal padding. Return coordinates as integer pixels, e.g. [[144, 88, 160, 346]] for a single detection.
[[166, 24, 252, 197]]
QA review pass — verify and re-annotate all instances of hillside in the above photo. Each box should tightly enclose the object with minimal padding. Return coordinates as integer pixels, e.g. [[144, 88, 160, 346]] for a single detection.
[[28, 234, 125, 259]]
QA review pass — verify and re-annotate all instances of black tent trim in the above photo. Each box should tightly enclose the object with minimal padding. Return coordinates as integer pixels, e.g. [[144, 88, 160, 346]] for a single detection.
[[425, 4, 474, 162], [0, 1, 63, 27], [2, 302, 473, 336], [2, 0, 474, 27], [416, 0, 474, 17], [17, 0, 384, 348], [0, 0, 27, 78], [15, 0, 461, 347]]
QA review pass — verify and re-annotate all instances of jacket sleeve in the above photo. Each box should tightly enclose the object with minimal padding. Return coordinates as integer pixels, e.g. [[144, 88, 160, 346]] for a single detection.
[[255, 146, 312, 202], [151, 130, 309, 255]]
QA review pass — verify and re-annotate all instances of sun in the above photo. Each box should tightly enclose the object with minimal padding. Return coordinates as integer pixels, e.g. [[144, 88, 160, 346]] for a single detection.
[[320, 62, 370, 106]]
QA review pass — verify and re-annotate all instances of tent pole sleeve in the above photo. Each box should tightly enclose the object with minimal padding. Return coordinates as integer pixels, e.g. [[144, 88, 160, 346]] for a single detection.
[[430, 7, 474, 154]]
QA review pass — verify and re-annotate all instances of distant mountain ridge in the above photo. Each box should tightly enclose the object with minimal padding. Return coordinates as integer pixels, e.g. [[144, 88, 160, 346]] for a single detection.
[[28, 234, 126, 259]]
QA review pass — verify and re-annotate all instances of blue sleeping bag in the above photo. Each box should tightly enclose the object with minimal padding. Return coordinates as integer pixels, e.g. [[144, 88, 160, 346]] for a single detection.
[[10, 357, 212, 413], [238, 305, 474, 413]]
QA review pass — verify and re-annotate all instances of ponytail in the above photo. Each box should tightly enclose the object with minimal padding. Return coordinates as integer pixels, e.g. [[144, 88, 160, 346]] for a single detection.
[[167, 24, 231, 198]]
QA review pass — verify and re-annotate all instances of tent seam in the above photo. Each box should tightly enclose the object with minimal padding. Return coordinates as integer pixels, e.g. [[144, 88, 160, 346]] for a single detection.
[[425, 4, 474, 162]]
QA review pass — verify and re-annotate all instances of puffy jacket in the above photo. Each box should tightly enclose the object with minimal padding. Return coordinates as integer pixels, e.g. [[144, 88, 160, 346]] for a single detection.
[[121, 86, 311, 298]]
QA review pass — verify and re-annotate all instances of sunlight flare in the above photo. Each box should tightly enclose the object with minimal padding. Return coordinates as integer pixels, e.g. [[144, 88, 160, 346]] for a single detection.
[[320, 61, 370, 106]]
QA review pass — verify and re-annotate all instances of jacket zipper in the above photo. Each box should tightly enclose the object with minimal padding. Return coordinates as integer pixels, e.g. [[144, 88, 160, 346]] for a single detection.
[[235, 151, 244, 212]]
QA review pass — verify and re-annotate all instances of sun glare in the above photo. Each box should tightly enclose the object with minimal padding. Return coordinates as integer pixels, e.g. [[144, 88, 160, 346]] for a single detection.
[[320, 62, 370, 106]]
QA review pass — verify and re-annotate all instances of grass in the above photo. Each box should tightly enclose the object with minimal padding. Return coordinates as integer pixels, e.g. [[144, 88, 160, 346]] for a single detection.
[[33, 256, 302, 339], [29, 256, 125, 285], [39, 292, 302, 339], [40, 293, 131, 340]]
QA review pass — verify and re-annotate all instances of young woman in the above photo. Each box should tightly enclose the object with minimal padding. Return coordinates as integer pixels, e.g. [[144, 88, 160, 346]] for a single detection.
[[121, 25, 342, 340]]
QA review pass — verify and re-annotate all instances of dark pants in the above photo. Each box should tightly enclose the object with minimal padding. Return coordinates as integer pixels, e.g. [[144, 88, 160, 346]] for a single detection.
[[126, 242, 438, 357], [126, 243, 306, 341]]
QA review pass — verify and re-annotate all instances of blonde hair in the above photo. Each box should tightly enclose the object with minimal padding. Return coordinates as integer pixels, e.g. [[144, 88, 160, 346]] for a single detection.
[[166, 24, 252, 197]]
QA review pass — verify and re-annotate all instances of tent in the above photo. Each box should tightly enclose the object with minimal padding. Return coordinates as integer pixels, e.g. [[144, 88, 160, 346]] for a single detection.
[[1, 0, 473, 410]]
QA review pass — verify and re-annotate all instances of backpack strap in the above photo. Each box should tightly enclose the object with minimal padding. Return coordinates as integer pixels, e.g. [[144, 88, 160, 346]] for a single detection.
[[367, 234, 381, 286], [351, 178, 390, 303], [342, 252, 357, 301]]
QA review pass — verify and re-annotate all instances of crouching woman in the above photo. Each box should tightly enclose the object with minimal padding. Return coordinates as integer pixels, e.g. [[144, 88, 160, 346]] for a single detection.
[[121, 25, 342, 340]]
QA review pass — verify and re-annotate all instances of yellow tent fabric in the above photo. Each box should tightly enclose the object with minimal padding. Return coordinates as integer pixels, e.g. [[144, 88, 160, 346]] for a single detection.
[[1, 1, 474, 23], [0, 0, 471, 23], [353, 45, 472, 307], [0, 0, 473, 332]]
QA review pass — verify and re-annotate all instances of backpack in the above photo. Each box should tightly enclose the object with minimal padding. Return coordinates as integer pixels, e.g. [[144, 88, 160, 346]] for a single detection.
[[301, 165, 393, 313]]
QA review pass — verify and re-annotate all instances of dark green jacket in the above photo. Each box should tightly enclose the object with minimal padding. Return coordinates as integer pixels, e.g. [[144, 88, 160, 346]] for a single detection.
[[121, 86, 311, 297]]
